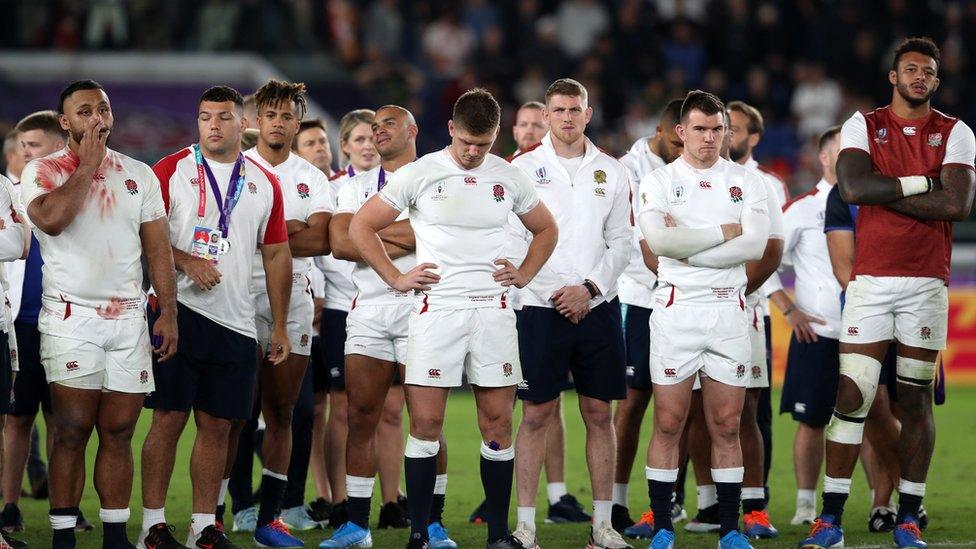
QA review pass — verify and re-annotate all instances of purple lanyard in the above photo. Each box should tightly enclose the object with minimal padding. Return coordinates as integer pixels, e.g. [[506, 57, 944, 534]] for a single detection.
[[377, 166, 386, 191]]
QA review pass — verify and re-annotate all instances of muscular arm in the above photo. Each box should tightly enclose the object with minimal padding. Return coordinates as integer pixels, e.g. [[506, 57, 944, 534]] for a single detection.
[[886, 165, 976, 221], [330, 212, 412, 261], [261, 241, 293, 332], [141, 219, 177, 316], [836, 149, 907, 205], [825, 230, 856, 290], [347, 197, 406, 286], [27, 163, 97, 236], [288, 212, 332, 257], [745, 238, 784, 295]]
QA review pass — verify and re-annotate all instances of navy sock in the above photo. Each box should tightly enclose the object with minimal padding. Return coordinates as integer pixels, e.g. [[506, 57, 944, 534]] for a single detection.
[[481, 456, 514, 544], [822, 492, 848, 526], [347, 496, 371, 529], [429, 493, 445, 525], [648, 479, 674, 533], [715, 481, 741, 536], [257, 473, 288, 527], [405, 456, 437, 540], [896, 493, 923, 524]]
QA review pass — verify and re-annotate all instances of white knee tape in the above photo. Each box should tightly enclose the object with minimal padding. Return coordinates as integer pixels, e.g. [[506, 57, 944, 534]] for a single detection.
[[404, 435, 440, 458], [896, 356, 936, 386], [827, 353, 881, 445]]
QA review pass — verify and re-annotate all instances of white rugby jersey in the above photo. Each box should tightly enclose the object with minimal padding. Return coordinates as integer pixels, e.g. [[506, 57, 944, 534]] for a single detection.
[[153, 146, 287, 338], [316, 172, 356, 311], [617, 137, 663, 309], [638, 156, 768, 306], [744, 169, 785, 313], [744, 157, 788, 206], [21, 148, 165, 319], [781, 179, 842, 338], [380, 149, 539, 311], [0, 175, 26, 335], [510, 133, 631, 308], [244, 149, 332, 286], [336, 166, 414, 307]]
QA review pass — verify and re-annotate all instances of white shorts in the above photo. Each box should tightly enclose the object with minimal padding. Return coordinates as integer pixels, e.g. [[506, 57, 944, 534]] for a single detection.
[[255, 276, 314, 357], [39, 309, 153, 393], [344, 304, 410, 363], [650, 303, 751, 388], [405, 307, 521, 388], [747, 304, 769, 389], [841, 276, 948, 350], [4, 298, 16, 372]]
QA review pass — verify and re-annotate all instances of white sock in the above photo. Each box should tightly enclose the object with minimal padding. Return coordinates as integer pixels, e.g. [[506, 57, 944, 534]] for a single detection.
[[697, 484, 718, 509], [547, 482, 567, 505], [797, 489, 816, 506], [100, 508, 130, 524], [190, 513, 215, 536], [593, 500, 612, 525], [217, 478, 230, 508], [434, 474, 448, 495], [612, 483, 629, 507], [142, 507, 165, 532], [50, 513, 77, 530], [517, 506, 536, 529], [823, 476, 852, 494], [346, 475, 375, 498], [899, 479, 926, 497], [742, 487, 765, 501]]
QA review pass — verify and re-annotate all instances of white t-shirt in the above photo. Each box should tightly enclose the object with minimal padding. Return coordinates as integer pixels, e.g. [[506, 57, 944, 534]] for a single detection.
[[782, 179, 843, 339], [510, 133, 632, 308], [380, 149, 539, 311], [617, 137, 664, 308], [153, 146, 287, 338], [638, 156, 768, 306], [21, 148, 165, 318], [316, 172, 356, 312], [243, 149, 332, 285], [336, 166, 414, 307], [0, 175, 26, 334]]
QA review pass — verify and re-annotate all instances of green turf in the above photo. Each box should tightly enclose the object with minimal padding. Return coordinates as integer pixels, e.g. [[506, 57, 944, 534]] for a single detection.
[[13, 388, 976, 547]]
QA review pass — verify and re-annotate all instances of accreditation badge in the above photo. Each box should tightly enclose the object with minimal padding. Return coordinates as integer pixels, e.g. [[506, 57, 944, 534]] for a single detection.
[[191, 225, 221, 264]]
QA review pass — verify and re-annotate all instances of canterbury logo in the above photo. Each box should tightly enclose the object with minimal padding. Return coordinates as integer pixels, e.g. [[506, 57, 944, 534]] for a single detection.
[[699, 181, 712, 189], [664, 368, 677, 377], [428, 369, 441, 378], [464, 176, 477, 185], [847, 326, 859, 336], [65, 361, 79, 371]]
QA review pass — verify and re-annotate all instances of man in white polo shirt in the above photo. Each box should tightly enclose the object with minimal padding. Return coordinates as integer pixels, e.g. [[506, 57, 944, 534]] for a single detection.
[[21, 79, 178, 549], [349, 88, 558, 549], [509, 78, 633, 549], [139, 85, 292, 549]]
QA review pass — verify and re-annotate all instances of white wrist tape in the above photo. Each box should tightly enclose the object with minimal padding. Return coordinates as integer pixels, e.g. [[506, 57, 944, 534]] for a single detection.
[[899, 175, 931, 197]]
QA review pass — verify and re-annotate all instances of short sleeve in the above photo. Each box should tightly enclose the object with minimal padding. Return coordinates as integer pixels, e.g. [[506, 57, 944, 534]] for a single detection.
[[839, 112, 869, 153], [637, 168, 669, 216], [745, 170, 769, 210], [18, 159, 51, 212], [943, 121, 975, 168], [140, 165, 167, 223], [262, 176, 288, 245], [764, 177, 784, 239], [337, 177, 364, 214], [824, 184, 855, 233], [306, 168, 334, 216], [378, 162, 420, 212], [511, 167, 540, 215]]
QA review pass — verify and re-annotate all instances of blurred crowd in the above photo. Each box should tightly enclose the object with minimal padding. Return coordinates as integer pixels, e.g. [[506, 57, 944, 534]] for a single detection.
[[1, 0, 974, 193]]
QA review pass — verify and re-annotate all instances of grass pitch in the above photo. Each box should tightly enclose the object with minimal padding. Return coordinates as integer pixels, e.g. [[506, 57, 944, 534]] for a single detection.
[[15, 388, 976, 548]]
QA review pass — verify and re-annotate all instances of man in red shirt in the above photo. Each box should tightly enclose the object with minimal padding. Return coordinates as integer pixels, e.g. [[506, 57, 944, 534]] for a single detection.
[[800, 37, 975, 549]]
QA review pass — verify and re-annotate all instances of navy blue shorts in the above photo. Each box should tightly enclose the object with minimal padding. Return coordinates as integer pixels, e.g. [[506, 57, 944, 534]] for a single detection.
[[517, 299, 626, 403], [145, 303, 257, 420], [319, 308, 347, 392], [623, 304, 653, 391], [0, 331, 11, 415], [780, 334, 840, 427], [10, 322, 50, 416]]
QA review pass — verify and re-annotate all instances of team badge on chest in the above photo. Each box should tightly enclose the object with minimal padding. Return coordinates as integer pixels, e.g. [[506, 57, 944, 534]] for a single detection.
[[124, 179, 138, 195], [492, 184, 505, 202], [729, 186, 743, 203], [297, 182, 310, 199], [248, 181, 258, 194], [927, 133, 942, 147], [593, 170, 607, 184]]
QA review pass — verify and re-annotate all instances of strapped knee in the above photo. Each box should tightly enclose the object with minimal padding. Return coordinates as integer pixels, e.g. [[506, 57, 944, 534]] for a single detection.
[[896, 356, 936, 387], [826, 353, 881, 445]]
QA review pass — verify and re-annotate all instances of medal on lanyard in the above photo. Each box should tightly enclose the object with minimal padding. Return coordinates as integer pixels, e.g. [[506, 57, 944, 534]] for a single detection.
[[193, 144, 244, 257]]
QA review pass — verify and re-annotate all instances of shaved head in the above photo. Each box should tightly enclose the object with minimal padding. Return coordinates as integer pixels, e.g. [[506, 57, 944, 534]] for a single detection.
[[373, 105, 418, 162], [376, 105, 416, 126]]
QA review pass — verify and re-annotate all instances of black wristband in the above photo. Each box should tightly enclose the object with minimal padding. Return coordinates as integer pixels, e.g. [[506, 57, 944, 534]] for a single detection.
[[583, 280, 598, 298]]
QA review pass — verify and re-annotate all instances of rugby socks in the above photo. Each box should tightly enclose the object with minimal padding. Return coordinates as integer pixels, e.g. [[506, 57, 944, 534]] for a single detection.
[[646, 467, 678, 533], [547, 482, 567, 506], [346, 475, 375, 529], [100, 507, 130, 546], [713, 467, 744, 536], [697, 484, 718, 510], [430, 474, 448, 525], [822, 476, 852, 525], [742, 486, 766, 514], [142, 507, 166, 533], [190, 513, 214, 536], [257, 469, 288, 527], [896, 479, 925, 524], [593, 500, 613, 526], [50, 507, 78, 549], [481, 441, 515, 544], [516, 506, 536, 530], [215, 477, 229, 524], [796, 489, 816, 509], [612, 483, 629, 507], [404, 436, 440, 541]]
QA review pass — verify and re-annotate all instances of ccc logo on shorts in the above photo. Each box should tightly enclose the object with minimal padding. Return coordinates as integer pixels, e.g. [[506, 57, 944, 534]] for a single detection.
[[428, 369, 441, 378], [847, 326, 859, 336], [65, 361, 79, 371], [664, 368, 677, 378]]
